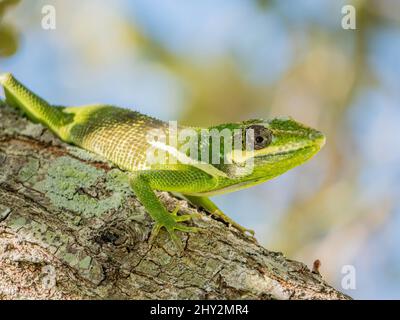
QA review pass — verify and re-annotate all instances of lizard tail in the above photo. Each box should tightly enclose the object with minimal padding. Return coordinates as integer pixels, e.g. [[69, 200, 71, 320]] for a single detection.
[[0, 73, 68, 133]]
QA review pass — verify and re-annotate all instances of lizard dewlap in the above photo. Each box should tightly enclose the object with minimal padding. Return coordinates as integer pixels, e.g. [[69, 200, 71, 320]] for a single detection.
[[0, 73, 325, 250]]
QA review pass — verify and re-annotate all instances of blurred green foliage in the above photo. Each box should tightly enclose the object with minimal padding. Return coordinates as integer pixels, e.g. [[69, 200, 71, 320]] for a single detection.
[[0, 0, 19, 57]]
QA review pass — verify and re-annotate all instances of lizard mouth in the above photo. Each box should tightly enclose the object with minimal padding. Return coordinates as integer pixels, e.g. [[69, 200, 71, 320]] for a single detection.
[[261, 132, 326, 159], [256, 145, 314, 163], [224, 128, 325, 164], [268, 145, 313, 157], [227, 142, 321, 165], [257, 137, 325, 163]]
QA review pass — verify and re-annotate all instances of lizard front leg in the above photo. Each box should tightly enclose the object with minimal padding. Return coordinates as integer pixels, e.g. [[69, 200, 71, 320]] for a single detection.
[[129, 168, 216, 251], [184, 195, 255, 236]]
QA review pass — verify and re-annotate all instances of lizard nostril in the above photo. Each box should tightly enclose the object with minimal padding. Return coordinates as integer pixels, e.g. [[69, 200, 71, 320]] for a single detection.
[[309, 131, 326, 147]]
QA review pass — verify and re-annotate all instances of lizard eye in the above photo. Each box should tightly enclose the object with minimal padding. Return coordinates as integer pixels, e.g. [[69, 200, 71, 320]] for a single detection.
[[255, 136, 264, 144], [246, 125, 272, 150]]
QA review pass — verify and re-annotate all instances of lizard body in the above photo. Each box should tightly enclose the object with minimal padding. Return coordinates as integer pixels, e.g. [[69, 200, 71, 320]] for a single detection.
[[0, 73, 325, 250]]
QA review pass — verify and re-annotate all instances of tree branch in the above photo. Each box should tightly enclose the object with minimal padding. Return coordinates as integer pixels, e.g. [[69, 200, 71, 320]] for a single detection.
[[0, 102, 350, 299]]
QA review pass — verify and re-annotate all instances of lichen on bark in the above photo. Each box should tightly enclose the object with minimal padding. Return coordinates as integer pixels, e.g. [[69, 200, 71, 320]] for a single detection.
[[0, 102, 350, 300]]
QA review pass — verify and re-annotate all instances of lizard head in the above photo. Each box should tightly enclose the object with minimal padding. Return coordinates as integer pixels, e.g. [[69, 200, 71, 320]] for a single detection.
[[147, 116, 325, 195], [203, 117, 326, 193]]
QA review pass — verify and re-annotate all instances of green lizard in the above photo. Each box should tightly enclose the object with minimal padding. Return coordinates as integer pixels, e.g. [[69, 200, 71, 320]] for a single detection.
[[0, 73, 325, 250]]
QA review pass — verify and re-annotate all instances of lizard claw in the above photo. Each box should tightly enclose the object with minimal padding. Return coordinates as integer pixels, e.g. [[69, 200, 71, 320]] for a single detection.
[[148, 205, 201, 251], [227, 222, 255, 237], [245, 228, 255, 237], [211, 209, 255, 237]]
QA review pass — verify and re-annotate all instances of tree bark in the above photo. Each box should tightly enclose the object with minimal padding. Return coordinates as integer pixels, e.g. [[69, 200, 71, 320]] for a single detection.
[[0, 101, 350, 300]]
